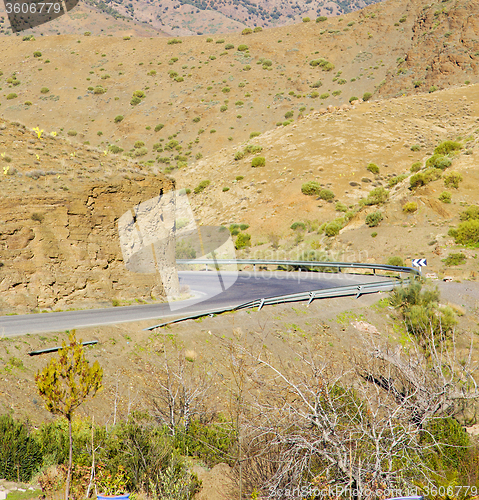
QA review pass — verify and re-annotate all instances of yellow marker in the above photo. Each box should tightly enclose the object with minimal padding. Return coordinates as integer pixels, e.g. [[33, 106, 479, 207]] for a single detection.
[[50, 131, 57, 137], [36, 154, 40, 160]]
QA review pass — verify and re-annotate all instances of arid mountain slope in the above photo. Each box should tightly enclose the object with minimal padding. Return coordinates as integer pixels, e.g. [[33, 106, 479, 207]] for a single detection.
[[0, 120, 173, 314], [1, 0, 478, 172], [173, 82, 479, 279], [0, 0, 382, 37]]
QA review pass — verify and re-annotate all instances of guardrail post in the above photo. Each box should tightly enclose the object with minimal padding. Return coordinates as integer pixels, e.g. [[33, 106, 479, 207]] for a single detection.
[[258, 298, 265, 311]]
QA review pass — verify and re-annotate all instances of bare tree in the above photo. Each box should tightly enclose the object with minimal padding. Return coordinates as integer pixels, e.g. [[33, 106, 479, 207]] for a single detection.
[[151, 346, 218, 436], [236, 325, 479, 500]]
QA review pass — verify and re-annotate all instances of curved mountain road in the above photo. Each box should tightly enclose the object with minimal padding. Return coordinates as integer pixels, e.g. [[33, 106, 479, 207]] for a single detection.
[[0, 270, 390, 337]]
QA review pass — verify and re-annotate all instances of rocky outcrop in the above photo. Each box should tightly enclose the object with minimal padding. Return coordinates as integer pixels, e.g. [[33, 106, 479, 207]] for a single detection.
[[0, 175, 175, 313]]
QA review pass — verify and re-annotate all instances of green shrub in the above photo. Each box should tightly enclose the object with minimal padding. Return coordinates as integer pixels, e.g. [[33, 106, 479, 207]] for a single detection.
[[251, 156, 265, 167], [253, 26, 262, 32], [109, 145, 123, 154], [167, 38, 182, 44], [235, 233, 251, 249], [130, 96, 142, 106], [429, 85, 438, 93], [134, 140, 145, 148], [366, 163, 379, 174], [388, 174, 407, 187], [443, 253, 466, 266], [460, 205, 479, 221], [443, 171, 462, 189], [222, 186, 229, 192], [220, 105, 228, 112], [423, 167, 442, 183], [303, 17, 310, 22], [410, 144, 420, 151], [40, 87, 49, 94], [371, 232, 378, 238], [284, 110, 294, 119], [426, 154, 451, 170], [439, 191, 452, 203], [365, 187, 389, 205], [365, 211, 383, 227], [301, 181, 321, 196], [249, 131, 260, 139], [324, 221, 341, 237], [241, 28, 252, 35], [155, 123, 164, 132], [423, 417, 470, 472], [225, 44, 234, 50], [24, 101, 32, 106], [332, 90, 342, 96], [0, 415, 42, 482], [387, 256, 404, 267], [194, 179, 211, 194], [234, 151, 244, 161], [33, 51, 42, 57], [455, 220, 479, 246], [133, 147, 148, 157], [67, 130, 78, 136], [319, 189, 335, 201], [434, 140, 462, 155], [410, 173, 425, 188], [311, 92, 319, 98], [410, 162, 422, 173], [403, 202, 417, 213], [291, 222, 306, 231], [316, 16, 328, 22], [206, 37, 213, 42], [335, 201, 348, 212], [238, 44, 249, 51], [114, 115, 124, 123], [320, 93, 330, 100], [6, 93, 17, 100], [94, 86, 106, 95], [311, 81, 322, 88], [362, 92, 373, 101], [309, 58, 334, 71], [349, 96, 359, 103], [236, 175, 244, 181]]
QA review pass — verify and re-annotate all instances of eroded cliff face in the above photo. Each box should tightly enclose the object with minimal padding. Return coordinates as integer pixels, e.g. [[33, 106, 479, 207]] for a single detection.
[[378, 0, 479, 98], [0, 174, 175, 313]]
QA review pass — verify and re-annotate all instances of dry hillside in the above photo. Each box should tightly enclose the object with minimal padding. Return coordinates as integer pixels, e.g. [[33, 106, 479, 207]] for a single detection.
[[175, 82, 479, 279], [0, 119, 174, 313], [0, 0, 382, 37], [0, 0, 478, 163]]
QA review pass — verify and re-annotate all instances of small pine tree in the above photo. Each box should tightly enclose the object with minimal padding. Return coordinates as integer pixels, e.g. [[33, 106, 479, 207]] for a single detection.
[[35, 331, 103, 500]]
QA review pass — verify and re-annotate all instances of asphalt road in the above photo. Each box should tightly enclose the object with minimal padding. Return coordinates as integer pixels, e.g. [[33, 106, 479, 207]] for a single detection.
[[0, 270, 388, 337]]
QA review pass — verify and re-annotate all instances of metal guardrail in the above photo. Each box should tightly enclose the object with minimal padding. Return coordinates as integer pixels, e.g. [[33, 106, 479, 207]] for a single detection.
[[28, 340, 98, 356], [176, 259, 420, 276], [145, 260, 418, 331]]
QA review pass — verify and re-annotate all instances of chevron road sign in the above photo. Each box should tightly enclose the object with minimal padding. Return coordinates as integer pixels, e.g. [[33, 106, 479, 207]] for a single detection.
[[412, 258, 427, 267]]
